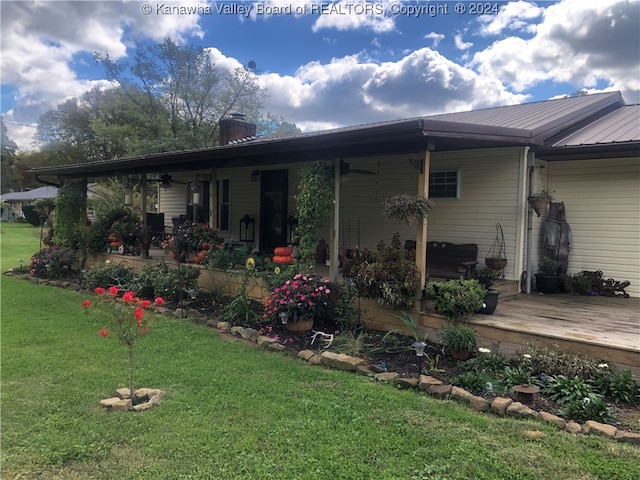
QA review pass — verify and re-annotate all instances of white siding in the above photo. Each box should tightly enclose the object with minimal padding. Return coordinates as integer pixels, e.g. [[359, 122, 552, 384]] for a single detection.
[[548, 157, 640, 297]]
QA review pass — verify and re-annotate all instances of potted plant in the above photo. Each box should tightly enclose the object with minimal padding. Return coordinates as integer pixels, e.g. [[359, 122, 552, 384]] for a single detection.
[[439, 322, 477, 360], [424, 279, 486, 320], [529, 189, 553, 217], [382, 194, 434, 227], [473, 268, 500, 314], [535, 256, 562, 294], [263, 273, 331, 332]]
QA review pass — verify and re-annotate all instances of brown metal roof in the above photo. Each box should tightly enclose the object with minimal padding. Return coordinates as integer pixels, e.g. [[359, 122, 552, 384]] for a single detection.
[[549, 105, 640, 146], [30, 91, 631, 180]]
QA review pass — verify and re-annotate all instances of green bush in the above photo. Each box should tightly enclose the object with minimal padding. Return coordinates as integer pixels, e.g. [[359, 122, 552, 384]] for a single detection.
[[524, 344, 601, 380], [462, 350, 510, 376], [129, 261, 200, 302], [81, 261, 136, 290], [545, 375, 594, 405], [28, 246, 78, 279], [345, 233, 420, 309], [593, 368, 639, 405], [425, 279, 486, 320], [559, 393, 615, 424], [85, 207, 139, 255]]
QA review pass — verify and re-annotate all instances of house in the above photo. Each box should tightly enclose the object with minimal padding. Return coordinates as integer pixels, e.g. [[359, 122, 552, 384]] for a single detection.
[[30, 92, 640, 299], [0, 186, 58, 222]]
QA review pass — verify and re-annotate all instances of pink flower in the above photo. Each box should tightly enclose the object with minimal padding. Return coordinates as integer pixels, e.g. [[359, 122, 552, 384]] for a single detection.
[[99, 328, 109, 337]]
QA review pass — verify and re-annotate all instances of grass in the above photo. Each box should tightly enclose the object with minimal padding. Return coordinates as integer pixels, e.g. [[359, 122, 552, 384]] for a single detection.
[[2, 223, 640, 479]]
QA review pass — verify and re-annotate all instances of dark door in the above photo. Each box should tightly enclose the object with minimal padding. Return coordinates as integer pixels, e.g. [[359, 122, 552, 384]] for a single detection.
[[260, 170, 288, 252]]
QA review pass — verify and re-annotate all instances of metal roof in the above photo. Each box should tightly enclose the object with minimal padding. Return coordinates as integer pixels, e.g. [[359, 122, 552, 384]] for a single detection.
[[549, 105, 640, 146], [0, 186, 58, 201], [29, 91, 632, 180]]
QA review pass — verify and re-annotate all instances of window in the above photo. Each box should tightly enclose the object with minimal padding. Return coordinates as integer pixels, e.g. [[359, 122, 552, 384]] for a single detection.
[[216, 179, 230, 231], [429, 170, 459, 198]]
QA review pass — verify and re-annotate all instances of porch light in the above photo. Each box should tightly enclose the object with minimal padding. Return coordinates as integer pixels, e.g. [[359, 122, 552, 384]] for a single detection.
[[122, 176, 134, 206], [250, 170, 259, 182], [190, 182, 203, 206]]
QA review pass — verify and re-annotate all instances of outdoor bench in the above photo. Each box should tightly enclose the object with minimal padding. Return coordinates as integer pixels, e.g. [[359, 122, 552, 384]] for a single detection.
[[426, 241, 478, 279]]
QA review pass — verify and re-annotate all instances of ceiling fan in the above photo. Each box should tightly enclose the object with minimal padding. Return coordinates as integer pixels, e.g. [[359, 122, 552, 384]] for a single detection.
[[340, 160, 376, 176], [149, 173, 187, 189]]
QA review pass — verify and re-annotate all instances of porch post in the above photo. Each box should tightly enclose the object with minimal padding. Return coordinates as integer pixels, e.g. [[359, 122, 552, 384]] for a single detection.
[[330, 160, 341, 283], [416, 150, 430, 296], [141, 173, 148, 259]]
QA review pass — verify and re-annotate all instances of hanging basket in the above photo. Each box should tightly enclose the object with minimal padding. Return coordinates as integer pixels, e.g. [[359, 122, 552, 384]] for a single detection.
[[485, 257, 507, 271], [529, 196, 551, 217], [486, 223, 507, 272]]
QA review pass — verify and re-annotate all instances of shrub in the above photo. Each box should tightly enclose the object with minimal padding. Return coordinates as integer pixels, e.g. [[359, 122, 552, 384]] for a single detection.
[[425, 279, 486, 320], [593, 367, 639, 405], [129, 261, 200, 302], [163, 221, 220, 258], [263, 273, 331, 323], [462, 350, 510, 376], [524, 344, 601, 380], [345, 233, 420, 309], [545, 375, 594, 405], [452, 371, 493, 393], [28, 246, 78, 279], [438, 323, 477, 353], [81, 261, 136, 290], [559, 393, 615, 424]]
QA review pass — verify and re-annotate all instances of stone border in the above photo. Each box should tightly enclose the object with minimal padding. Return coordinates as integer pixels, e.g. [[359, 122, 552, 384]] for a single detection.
[[213, 321, 640, 446], [99, 388, 165, 412]]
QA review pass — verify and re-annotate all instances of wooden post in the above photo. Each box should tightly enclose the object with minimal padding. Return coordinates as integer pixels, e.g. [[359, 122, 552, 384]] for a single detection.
[[416, 150, 430, 295], [141, 173, 148, 259], [330, 160, 341, 284]]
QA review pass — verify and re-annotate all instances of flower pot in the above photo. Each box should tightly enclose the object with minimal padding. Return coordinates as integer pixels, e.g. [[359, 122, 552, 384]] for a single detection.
[[535, 274, 562, 294], [286, 317, 313, 332], [485, 257, 507, 271], [478, 290, 500, 315], [529, 197, 551, 217], [450, 349, 471, 361]]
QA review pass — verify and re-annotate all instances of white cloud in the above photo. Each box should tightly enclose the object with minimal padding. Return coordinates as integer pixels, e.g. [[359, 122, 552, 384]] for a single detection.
[[0, 0, 206, 150], [471, 0, 640, 100], [478, 1, 543, 36], [454, 34, 473, 50], [425, 32, 445, 48]]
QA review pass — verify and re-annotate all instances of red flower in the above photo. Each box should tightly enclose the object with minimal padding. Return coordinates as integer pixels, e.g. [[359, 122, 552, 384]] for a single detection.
[[108, 286, 118, 296], [134, 307, 144, 321], [154, 297, 165, 306], [122, 291, 135, 303], [140, 300, 151, 308], [82, 300, 91, 308], [94, 287, 105, 295], [99, 327, 109, 337]]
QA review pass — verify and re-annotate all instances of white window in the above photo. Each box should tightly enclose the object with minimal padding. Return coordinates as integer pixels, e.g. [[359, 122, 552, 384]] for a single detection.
[[429, 170, 459, 199], [216, 179, 230, 231]]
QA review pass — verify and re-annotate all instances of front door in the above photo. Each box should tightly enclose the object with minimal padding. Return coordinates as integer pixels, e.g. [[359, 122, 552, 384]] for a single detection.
[[260, 170, 288, 252]]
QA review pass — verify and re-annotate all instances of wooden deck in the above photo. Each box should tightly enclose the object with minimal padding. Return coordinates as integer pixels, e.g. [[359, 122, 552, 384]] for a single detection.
[[423, 293, 640, 375]]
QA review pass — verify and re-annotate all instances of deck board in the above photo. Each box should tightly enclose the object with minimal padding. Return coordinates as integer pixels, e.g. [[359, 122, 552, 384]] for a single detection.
[[470, 294, 640, 352]]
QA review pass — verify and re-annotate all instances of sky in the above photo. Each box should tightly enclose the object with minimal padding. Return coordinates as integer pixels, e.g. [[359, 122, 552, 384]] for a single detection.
[[1, 0, 639, 151]]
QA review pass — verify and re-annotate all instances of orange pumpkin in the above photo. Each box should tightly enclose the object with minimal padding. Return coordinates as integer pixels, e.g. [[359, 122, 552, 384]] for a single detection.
[[272, 255, 292, 265], [273, 246, 293, 256]]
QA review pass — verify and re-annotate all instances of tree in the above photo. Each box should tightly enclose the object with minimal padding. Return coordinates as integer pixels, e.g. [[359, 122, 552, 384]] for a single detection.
[[94, 38, 264, 150], [1, 119, 19, 192]]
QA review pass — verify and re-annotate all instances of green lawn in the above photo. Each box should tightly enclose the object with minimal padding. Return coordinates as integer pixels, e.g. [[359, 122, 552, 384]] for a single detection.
[[2, 223, 639, 479]]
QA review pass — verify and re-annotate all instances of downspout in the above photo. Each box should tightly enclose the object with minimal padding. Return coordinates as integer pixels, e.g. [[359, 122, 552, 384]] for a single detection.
[[525, 148, 535, 294]]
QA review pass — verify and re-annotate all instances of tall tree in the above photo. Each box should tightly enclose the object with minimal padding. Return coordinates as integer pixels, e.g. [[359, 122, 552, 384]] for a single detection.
[[1, 119, 19, 192], [94, 39, 264, 150]]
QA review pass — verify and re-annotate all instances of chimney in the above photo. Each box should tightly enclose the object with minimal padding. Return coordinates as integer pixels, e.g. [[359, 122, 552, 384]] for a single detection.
[[218, 113, 257, 146]]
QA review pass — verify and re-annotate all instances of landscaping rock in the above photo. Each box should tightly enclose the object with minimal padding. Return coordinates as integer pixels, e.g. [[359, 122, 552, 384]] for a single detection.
[[307, 354, 322, 365], [100, 397, 123, 408], [537, 411, 567, 429], [565, 421, 582, 434], [257, 335, 278, 347], [450, 386, 472, 401], [240, 328, 259, 342], [116, 388, 131, 399], [506, 402, 537, 418], [491, 397, 513, 415], [582, 420, 617, 439], [615, 430, 640, 445], [205, 319, 218, 328], [216, 322, 230, 333], [419, 375, 443, 391], [133, 401, 154, 412], [374, 372, 399, 383], [428, 384, 452, 399], [320, 351, 365, 371], [297, 349, 316, 361], [469, 395, 489, 412], [368, 364, 388, 373], [393, 377, 419, 389], [187, 309, 205, 321], [267, 343, 286, 352], [355, 365, 376, 376], [230, 326, 244, 336]]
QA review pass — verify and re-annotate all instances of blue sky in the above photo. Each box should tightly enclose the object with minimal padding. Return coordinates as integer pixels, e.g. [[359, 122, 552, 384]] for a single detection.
[[1, 0, 639, 150]]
